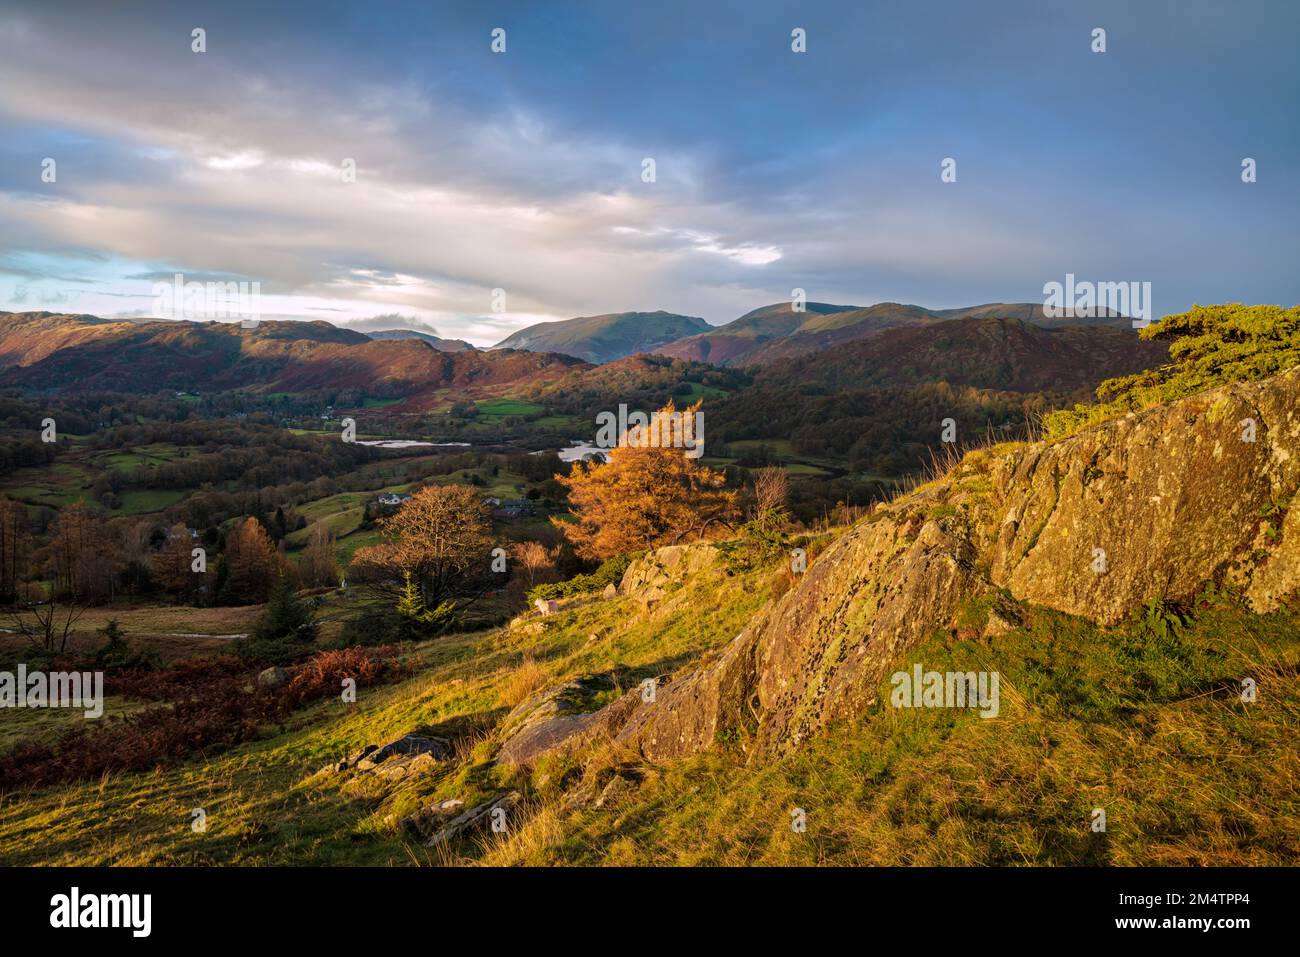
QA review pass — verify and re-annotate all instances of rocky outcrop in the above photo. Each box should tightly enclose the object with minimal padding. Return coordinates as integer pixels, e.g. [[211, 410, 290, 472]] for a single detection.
[[619, 545, 720, 611], [335, 734, 453, 780], [990, 370, 1300, 623], [496, 678, 640, 768], [498, 366, 1300, 767]]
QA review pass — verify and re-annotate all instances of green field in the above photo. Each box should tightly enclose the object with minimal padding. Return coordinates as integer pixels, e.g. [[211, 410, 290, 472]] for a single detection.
[[474, 398, 545, 417]]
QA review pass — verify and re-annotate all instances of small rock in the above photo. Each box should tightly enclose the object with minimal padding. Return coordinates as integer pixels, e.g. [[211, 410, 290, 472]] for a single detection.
[[339, 735, 451, 774], [399, 798, 467, 840], [426, 792, 521, 846], [257, 666, 289, 689]]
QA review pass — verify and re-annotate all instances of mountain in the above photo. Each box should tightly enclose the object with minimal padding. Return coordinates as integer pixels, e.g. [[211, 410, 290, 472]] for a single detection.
[[654, 301, 1135, 368], [754, 316, 1168, 393], [0, 311, 585, 399], [933, 301, 1132, 329], [653, 301, 858, 364], [491, 311, 710, 363], [364, 329, 475, 352]]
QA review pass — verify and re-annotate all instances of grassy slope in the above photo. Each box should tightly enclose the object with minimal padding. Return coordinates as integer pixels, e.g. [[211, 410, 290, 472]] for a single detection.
[[1, 536, 1295, 865], [0, 556, 773, 865], [490, 595, 1298, 866]]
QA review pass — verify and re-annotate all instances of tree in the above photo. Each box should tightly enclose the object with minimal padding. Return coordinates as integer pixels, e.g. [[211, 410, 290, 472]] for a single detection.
[[47, 503, 121, 602], [392, 570, 455, 639], [298, 520, 340, 588], [0, 496, 31, 603], [6, 592, 88, 657], [1045, 304, 1300, 438], [350, 484, 494, 616], [752, 466, 790, 522], [219, 517, 283, 604], [511, 540, 556, 590], [252, 576, 318, 644], [555, 402, 738, 560], [152, 523, 208, 603]]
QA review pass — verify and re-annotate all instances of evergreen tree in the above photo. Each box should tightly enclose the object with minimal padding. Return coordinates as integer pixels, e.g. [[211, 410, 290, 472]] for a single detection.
[[253, 576, 319, 644]]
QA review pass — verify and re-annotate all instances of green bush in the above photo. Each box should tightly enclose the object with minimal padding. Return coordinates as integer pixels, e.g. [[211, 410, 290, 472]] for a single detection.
[[1044, 304, 1300, 439], [528, 552, 635, 603]]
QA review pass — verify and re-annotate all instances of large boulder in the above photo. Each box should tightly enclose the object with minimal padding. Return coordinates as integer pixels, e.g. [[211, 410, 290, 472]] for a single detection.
[[497, 367, 1300, 767], [619, 544, 720, 611]]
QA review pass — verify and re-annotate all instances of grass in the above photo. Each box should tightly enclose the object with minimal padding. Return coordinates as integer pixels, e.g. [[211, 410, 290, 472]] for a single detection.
[[0, 538, 1295, 866], [0, 546, 771, 865], [482, 590, 1300, 866], [474, 399, 545, 418]]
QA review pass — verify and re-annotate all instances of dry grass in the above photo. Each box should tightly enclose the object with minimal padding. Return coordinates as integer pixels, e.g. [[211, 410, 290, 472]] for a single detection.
[[497, 654, 549, 709]]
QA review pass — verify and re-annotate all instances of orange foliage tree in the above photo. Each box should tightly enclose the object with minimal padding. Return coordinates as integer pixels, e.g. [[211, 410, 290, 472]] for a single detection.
[[555, 402, 737, 560], [219, 517, 283, 604]]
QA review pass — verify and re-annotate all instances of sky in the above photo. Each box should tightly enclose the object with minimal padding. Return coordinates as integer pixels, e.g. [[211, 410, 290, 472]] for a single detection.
[[0, 0, 1296, 346]]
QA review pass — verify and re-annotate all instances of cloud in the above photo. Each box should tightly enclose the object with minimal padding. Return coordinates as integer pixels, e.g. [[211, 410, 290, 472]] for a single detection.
[[0, 0, 1295, 339], [338, 313, 442, 335]]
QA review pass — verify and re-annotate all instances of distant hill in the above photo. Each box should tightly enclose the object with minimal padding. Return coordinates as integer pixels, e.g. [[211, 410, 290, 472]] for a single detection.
[[654, 302, 858, 364], [755, 315, 1167, 393], [364, 329, 475, 352], [932, 301, 1132, 329], [653, 301, 1135, 367], [0, 311, 585, 399], [491, 311, 710, 363]]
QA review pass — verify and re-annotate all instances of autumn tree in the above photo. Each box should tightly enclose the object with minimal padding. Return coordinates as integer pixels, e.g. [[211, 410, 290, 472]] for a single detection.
[[511, 540, 556, 591], [555, 402, 737, 560], [219, 516, 283, 604], [0, 496, 31, 603], [350, 484, 494, 617], [297, 520, 340, 588], [47, 503, 121, 602], [152, 523, 210, 604]]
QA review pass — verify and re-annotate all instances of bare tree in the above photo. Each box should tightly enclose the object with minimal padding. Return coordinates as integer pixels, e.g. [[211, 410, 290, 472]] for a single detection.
[[753, 466, 790, 521], [510, 540, 555, 591], [7, 592, 89, 656]]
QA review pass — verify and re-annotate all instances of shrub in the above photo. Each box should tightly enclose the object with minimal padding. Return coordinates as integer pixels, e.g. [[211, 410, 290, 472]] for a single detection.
[[527, 552, 634, 603]]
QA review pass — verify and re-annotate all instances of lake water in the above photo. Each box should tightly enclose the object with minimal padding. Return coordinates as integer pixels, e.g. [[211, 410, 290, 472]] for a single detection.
[[549, 441, 610, 463]]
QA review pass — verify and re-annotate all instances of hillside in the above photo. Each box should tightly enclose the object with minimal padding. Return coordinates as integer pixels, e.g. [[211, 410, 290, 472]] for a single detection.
[[511, 364, 1300, 769], [491, 311, 710, 363], [0, 312, 586, 399], [933, 302, 1132, 329], [364, 329, 475, 353], [653, 301, 1134, 368], [753, 316, 1169, 393], [3, 364, 1296, 865], [653, 301, 858, 364]]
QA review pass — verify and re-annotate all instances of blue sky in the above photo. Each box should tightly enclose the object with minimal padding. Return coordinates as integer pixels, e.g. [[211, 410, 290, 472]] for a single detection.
[[0, 0, 1296, 344]]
